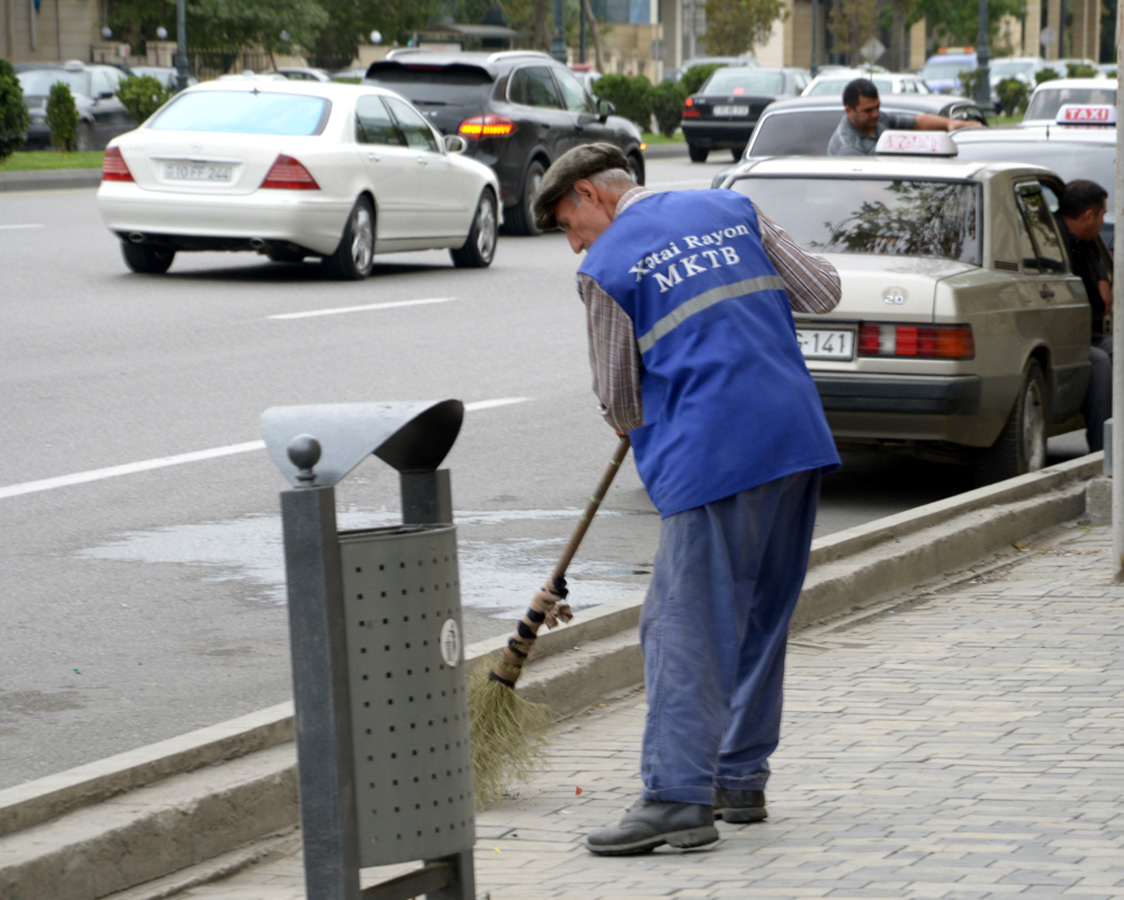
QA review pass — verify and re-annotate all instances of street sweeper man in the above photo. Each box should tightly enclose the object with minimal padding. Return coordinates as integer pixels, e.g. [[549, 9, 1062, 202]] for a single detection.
[[533, 143, 843, 856]]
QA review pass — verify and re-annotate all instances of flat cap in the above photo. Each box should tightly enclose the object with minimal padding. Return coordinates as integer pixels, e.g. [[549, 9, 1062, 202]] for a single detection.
[[533, 142, 630, 231]]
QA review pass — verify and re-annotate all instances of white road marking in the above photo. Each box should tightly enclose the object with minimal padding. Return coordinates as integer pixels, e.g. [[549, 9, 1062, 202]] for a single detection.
[[269, 297, 458, 320], [0, 224, 45, 231], [0, 398, 530, 500]]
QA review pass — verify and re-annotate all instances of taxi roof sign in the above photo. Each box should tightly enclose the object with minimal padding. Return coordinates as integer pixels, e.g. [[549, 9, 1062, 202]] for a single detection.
[[1056, 104, 1116, 125], [873, 130, 958, 156]]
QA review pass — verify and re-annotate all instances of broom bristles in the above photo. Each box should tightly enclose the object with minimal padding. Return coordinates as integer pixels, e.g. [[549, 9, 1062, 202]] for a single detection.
[[468, 664, 555, 807]]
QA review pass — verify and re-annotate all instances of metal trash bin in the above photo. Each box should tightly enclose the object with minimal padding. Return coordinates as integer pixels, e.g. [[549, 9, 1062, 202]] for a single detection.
[[262, 400, 474, 900]]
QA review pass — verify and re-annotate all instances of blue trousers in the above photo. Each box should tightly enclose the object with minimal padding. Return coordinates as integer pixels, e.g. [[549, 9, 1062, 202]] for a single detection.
[[639, 469, 821, 805]]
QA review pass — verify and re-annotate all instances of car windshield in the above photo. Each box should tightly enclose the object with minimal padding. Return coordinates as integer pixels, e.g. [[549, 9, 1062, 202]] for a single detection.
[[807, 77, 895, 96], [702, 70, 785, 95], [147, 91, 330, 135], [990, 60, 1036, 77], [729, 176, 981, 264], [1024, 85, 1116, 120], [18, 69, 91, 97], [748, 109, 842, 156]]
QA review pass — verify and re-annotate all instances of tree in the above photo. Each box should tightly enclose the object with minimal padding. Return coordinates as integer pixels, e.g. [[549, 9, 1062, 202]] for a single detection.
[[46, 82, 78, 151], [703, 0, 786, 56], [911, 0, 1026, 49], [827, 0, 880, 63], [0, 61, 30, 162]]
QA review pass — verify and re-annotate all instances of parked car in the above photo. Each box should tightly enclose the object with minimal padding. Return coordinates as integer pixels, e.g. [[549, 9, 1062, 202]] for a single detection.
[[1021, 78, 1116, 125], [723, 93, 987, 169], [267, 67, 333, 82], [712, 136, 1094, 482], [985, 56, 1046, 111], [125, 65, 199, 90], [363, 50, 645, 235], [17, 60, 135, 150], [667, 55, 757, 82], [802, 69, 931, 97], [96, 80, 501, 278], [953, 103, 1117, 245], [682, 66, 811, 162], [920, 49, 977, 93]]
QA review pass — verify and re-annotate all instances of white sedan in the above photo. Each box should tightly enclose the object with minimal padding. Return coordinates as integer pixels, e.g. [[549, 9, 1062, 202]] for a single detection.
[[97, 80, 501, 278]]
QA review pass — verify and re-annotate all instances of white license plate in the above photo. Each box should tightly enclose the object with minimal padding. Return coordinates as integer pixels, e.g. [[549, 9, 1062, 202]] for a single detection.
[[713, 105, 749, 116], [797, 328, 854, 360], [164, 162, 233, 182]]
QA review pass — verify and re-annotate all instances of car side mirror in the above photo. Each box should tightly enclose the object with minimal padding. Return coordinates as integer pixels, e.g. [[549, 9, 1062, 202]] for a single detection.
[[597, 98, 614, 122], [443, 134, 467, 154], [99, 90, 115, 99]]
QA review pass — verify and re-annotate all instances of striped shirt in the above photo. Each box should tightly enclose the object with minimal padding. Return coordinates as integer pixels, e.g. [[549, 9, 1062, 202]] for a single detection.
[[578, 186, 842, 433]]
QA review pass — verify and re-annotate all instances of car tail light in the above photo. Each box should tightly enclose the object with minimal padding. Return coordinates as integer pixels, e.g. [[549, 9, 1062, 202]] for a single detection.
[[857, 323, 974, 359], [260, 155, 320, 190], [682, 97, 700, 118], [458, 114, 516, 139], [102, 146, 133, 182]]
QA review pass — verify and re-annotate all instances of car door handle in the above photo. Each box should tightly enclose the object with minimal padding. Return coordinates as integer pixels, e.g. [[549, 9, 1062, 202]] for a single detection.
[[366, 152, 381, 162], [1040, 287, 1055, 298], [416, 155, 429, 166]]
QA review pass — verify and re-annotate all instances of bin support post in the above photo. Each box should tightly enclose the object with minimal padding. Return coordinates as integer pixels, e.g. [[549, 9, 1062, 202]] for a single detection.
[[281, 484, 361, 900], [401, 469, 452, 526]]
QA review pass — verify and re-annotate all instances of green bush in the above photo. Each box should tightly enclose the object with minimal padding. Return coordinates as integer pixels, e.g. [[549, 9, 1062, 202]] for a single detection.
[[958, 67, 987, 102], [996, 77, 1029, 115], [117, 75, 174, 124], [651, 79, 687, 137], [46, 81, 79, 151], [593, 73, 654, 132], [0, 60, 30, 161], [1066, 63, 1096, 78], [680, 64, 722, 96], [1035, 67, 1062, 85]]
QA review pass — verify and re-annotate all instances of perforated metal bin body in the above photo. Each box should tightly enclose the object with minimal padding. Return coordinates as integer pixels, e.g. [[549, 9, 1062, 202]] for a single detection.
[[338, 523, 475, 868]]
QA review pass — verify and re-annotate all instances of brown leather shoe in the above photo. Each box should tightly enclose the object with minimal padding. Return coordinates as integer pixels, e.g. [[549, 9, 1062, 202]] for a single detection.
[[714, 787, 767, 823], [586, 799, 719, 855]]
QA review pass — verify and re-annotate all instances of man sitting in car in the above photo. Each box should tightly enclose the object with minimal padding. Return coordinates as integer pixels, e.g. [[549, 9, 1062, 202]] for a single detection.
[[827, 78, 980, 155]]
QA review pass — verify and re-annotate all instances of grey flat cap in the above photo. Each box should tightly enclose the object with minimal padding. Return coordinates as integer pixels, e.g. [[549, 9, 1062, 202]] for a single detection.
[[533, 143, 630, 231]]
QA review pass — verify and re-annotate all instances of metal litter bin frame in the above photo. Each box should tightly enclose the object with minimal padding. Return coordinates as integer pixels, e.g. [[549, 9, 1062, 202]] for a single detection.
[[263, 400, 474, 900]]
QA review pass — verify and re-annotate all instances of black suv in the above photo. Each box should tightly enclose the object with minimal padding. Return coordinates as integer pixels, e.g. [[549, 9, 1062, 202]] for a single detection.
[[363, 50, 646, 235]]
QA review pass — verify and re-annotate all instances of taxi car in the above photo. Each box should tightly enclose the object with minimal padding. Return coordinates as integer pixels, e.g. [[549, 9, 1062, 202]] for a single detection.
[[1021, 77, 1116, 126], [953, 104, 1117, 245], [96, 80, 501, 278], [713, 133, 1091, 482]]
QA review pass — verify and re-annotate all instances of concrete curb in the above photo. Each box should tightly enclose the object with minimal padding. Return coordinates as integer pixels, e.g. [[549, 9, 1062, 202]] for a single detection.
[[0, 168, 102, 192], [0, 455, 1104, 900]]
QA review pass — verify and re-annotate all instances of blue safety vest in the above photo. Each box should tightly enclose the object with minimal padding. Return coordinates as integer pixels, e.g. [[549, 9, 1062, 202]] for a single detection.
[[580, 190, 840, 517]]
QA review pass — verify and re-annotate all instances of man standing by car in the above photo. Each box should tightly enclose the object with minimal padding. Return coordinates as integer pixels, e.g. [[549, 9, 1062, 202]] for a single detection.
[[1057, 179, 1112, 452], [532, 143, 842, 855], [827, 77, 980, 155]]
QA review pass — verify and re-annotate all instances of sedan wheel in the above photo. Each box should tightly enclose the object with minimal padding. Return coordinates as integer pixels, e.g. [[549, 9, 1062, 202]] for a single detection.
[[323, 197, 375, 280], [973, 360, 1047, 485], [121, 240, 175, 274], [688, 143, 709, 163], [450, 190, 497, 268]]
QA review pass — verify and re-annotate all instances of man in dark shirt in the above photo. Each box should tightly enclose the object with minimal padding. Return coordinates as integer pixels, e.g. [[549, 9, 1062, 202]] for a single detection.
[[827, 78, 980, 155], [1057, 179, 1111, 452]]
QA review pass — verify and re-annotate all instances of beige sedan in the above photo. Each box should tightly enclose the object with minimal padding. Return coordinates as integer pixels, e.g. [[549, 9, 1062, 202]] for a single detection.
[[715, 154, 1091, 483]]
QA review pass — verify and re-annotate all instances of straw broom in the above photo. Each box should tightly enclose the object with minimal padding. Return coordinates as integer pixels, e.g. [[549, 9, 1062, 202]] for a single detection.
[[469, 435, 632, 805]]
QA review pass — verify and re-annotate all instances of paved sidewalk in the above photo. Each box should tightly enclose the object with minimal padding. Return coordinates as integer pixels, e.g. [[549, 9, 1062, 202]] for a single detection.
[[166, 521, 1124, 900]]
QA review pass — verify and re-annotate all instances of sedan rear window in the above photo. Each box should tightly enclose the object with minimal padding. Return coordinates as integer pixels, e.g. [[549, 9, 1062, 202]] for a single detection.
[[731, 176, 981, 265], [703, 70, 785, 95], [748, 109, 842, 156], [147, 91, 330, 135]]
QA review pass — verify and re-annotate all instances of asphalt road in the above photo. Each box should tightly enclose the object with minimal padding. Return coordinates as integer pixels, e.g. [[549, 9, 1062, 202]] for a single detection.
[[0, 154, 1090, 790]]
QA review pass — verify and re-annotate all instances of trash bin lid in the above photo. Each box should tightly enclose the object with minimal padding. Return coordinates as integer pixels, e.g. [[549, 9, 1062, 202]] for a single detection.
[[261, 400, 463, 487]]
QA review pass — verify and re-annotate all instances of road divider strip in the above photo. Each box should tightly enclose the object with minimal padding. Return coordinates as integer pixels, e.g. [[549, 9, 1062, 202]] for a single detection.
[[0, 398, 530, 500], [268, 297, 459, 320]]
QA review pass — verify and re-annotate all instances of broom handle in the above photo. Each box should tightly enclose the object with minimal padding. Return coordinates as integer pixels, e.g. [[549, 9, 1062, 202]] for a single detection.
[[550, 434, 632, 583]]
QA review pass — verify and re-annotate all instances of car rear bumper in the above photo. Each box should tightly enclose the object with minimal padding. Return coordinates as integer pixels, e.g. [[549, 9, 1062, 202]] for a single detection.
[[681, 120, 757, 149], [814, 372, 982, 416], [97, 183, 352, 256]]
